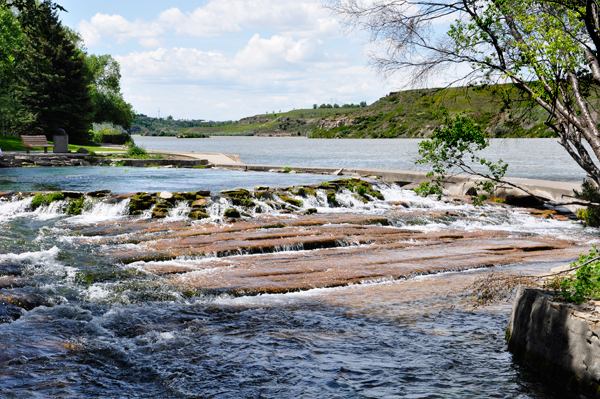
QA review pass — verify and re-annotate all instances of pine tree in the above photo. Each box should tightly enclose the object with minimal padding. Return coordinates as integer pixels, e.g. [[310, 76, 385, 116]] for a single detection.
[[12, 0, 93, 144]]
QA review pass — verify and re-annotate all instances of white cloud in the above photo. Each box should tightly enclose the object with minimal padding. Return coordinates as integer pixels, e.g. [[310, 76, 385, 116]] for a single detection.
[[235, 34, 324, 68], [157, 7, 242, 38], [78, 13, 164, 48], [78, 0, 341, 48]]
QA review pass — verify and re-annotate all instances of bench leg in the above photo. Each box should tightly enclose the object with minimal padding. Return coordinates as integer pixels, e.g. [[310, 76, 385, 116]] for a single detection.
[[44, 147, 48, 153], [26, 148, 30, 154]]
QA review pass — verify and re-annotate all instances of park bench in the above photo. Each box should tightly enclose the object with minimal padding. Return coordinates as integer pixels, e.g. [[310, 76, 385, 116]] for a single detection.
[[21, 135, 54, 154]]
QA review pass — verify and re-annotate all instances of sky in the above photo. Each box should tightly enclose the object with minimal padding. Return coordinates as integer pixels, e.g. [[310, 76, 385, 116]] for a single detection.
[[54, 0, 407, 121]]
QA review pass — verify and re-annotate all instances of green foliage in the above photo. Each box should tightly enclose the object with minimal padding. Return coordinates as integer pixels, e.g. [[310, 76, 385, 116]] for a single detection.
[[12, 0, 94, 143], [125, 140, 147, 158], [550, 247, 600, 304], [573, 180, 600, 227], [282, 167, 292, 173], [66, 197, 86, 215], [84, 54, 134, 130], [91, 122, 130, 144], [30, 192, 65, 210], [415, 112, 508, 205]]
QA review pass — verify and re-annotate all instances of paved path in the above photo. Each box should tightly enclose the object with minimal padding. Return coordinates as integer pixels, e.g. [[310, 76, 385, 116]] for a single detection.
[[147, 150, 243, 165]]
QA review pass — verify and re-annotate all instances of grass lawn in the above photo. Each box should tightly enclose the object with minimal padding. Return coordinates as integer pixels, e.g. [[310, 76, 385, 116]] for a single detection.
[[0, 135, 123, 153]]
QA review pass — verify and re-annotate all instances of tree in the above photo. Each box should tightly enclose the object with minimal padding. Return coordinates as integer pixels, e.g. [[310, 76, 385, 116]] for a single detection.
[[0, 6, 24, 136], [328, 0, 600, 191], [84, 53, 135, 129], [9, 0, 93, 143]]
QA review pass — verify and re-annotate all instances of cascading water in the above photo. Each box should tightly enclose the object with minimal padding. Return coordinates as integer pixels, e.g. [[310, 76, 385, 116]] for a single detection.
[[0, 179, 589, 398]]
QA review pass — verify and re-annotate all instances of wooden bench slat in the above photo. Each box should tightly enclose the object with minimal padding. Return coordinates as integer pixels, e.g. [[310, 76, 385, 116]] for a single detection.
[[21, 135, 55, 154]]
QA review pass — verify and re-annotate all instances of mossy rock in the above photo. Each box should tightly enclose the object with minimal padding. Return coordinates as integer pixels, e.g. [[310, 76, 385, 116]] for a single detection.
[[129, 200, 155, 214], [294, 187, 316, 197], [152, 209, 168, 219], [221, 189, 250, 198], [178, 192, 199, 201], [232, 197, 255, 207], [326, 191, 339, 207], [173, 194, 188, 202], [196, 190, 210, 197], [191, 199, 209, 209], [30, 192, 65, 211], [304, 208, 317, 215], [188, 210, 210, 220], [279, 195, 303, 207], [255, 190, 273, 200], [224, 208, 241, 218]]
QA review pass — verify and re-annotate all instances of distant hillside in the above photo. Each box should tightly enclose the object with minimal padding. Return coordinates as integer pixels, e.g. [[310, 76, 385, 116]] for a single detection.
[[310, 85, 566, 139], [131, 84, 580, 139]]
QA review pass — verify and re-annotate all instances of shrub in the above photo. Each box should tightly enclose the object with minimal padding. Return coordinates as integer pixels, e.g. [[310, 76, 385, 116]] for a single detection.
[[548, 246, 600, 304], [125, 141, 147, 158]]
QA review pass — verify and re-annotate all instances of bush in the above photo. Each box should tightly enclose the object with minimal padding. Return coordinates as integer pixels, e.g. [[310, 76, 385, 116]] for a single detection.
[[549, 246, 600, 304], [125, 141, 147, 158], [573, 180, 600, 227], [91, 123, 131, 145]]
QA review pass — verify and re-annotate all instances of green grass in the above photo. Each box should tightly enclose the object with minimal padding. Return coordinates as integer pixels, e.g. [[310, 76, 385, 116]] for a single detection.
[[0, 135, 26, 151], [0, 135, 123, 152]]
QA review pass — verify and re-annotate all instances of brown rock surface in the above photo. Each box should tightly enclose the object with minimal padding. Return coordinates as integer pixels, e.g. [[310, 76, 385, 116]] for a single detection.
[[74, 210, 585, 295]]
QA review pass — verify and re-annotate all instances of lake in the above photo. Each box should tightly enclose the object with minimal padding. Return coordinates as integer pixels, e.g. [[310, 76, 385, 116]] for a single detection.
[[135, 136, 590, 182]]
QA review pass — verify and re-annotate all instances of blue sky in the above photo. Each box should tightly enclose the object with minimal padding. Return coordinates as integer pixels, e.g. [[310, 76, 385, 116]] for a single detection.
[[54, 0, 406, 121]]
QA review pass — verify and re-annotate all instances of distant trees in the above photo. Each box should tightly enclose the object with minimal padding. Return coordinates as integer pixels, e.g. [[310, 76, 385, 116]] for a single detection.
[[0, 0, 134, 144], [317, 102, 366, 109]]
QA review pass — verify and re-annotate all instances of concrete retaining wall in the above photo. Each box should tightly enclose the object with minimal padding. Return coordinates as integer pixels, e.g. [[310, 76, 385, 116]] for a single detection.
[[0, 153, 88, 167], [507, 286, 600, 397]]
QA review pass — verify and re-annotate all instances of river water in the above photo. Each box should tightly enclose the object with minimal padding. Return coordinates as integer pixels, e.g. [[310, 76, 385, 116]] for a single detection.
[[134, 136, 591, 182], [0, 169, 593, 398]]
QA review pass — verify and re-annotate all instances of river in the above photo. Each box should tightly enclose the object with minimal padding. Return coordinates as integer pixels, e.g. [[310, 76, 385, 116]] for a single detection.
[[0, 170, 597, 399], [134, 136, 591, 182], [0, 139, 594, 397]]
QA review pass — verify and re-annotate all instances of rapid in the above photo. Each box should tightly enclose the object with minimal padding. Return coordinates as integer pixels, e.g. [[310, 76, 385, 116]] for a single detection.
[[0, 170, 594, 398]]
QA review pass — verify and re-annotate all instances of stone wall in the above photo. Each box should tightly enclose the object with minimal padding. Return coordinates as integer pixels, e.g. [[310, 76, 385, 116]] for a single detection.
[[507, 286, 600, 397], [0, 154, 89, 167]]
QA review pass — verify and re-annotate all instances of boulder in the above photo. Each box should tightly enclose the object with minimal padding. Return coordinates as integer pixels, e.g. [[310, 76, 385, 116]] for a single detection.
[[223, 208, 241, 218], [191, 199, 208, 209], [189, 210, 210, 220], [76, 147, 90, 154], [159, 192, 174, 200], [152, 209, 168, 219]]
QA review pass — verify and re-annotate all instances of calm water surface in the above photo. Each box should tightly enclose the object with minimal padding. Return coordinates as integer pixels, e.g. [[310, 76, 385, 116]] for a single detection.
[[135, 136, 589, 182], [0, 167, 337, 193]]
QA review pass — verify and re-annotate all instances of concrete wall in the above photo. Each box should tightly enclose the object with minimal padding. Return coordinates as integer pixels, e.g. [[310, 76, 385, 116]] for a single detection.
[[507, 286, 600, 397]]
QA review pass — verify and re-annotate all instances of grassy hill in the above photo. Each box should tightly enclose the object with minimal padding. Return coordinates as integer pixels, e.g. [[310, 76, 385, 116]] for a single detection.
[[132, 84, 582, 139], [310, 85, 562, 139]]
